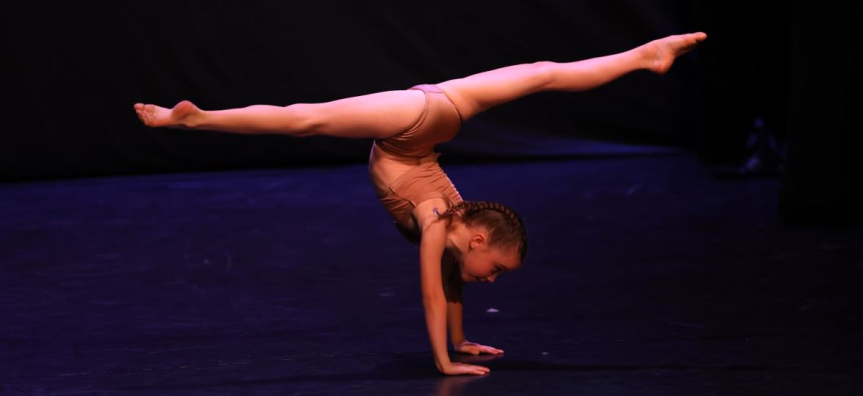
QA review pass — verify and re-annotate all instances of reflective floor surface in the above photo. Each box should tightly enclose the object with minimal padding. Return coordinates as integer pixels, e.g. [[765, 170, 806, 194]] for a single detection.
[[2, 153, 861, 395]]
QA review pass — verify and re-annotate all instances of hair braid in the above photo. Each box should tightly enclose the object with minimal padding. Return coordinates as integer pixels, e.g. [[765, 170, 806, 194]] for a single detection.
[[439, 201, 528, 262]]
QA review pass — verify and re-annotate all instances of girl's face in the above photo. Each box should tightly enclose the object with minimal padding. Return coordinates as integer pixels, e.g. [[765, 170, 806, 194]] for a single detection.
[[459, 237, 521, 283]]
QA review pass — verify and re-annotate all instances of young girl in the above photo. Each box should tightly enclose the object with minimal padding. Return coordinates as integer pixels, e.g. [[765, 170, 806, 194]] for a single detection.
[[134, 32, 707, 376]]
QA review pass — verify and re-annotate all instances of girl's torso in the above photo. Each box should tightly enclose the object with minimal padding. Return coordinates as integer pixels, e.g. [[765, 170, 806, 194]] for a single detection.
[[368, 85, 464, 241]]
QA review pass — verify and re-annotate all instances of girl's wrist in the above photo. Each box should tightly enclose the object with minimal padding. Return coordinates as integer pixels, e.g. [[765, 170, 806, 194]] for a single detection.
[[435, 356, 453, 371]]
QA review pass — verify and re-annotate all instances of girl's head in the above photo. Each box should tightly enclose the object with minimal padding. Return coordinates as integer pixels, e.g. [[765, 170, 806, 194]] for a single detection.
[[439, 201, 528, 283]]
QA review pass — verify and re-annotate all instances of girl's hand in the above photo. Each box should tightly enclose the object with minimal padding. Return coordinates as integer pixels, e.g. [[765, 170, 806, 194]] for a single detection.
[[453, 341, 504, 355], [440, 361, 490, 376]]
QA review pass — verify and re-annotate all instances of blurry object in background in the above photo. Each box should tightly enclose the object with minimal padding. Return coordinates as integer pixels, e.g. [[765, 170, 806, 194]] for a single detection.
[[738, 116, 787, 177], [707, 116, 787, 179]]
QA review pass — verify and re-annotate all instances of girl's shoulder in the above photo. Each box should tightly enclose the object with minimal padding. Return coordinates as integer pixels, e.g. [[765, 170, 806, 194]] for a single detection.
[[414, 197, 452, 239]]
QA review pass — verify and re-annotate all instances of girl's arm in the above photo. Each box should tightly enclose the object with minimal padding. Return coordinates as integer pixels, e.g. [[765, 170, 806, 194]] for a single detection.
[[444, 257, 505, 356], [442, 254, 466, 346], [418, 219, 452, 372], [447, 300, 466, 347], [416, 199, 489, 376]]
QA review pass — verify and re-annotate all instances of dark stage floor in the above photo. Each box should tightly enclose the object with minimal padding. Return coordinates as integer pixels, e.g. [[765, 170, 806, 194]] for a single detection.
[[2, 153, 861, 395]]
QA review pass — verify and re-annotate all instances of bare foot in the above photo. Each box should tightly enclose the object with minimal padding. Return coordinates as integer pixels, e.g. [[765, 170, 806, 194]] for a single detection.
[[642, 32, 707, 74], [133, 100, 201, 129]]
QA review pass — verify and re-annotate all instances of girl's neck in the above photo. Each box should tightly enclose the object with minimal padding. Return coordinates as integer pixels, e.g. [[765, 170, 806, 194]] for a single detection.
[[445, 216, 469, 261]]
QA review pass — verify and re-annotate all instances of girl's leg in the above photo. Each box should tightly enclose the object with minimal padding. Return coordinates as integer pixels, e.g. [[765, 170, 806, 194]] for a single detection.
[[437, 32, 707, 121], [134, 89, 427, 139], [135, 33, 706, 136]]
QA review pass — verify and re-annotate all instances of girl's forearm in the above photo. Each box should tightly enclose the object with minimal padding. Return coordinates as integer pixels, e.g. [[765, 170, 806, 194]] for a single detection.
[[447, 301, 466, 346], [423, 295, 452, 370], [417, 217, 456, 371]]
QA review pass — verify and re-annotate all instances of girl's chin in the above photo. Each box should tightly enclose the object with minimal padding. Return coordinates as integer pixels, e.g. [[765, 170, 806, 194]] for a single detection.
[[461, 273, 479, 283]]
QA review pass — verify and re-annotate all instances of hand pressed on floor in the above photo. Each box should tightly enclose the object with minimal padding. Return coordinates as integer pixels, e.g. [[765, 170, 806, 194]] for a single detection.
[[454, 340, 504, 355]]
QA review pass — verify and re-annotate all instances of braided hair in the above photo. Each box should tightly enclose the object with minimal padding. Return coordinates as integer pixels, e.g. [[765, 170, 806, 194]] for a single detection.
[[438, 201, 528, 262]]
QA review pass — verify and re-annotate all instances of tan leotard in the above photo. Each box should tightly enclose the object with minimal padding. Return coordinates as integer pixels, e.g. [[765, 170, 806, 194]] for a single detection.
[[368, 84, 464, 244]]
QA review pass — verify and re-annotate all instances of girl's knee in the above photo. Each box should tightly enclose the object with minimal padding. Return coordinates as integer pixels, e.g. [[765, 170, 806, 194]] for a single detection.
[[531, 61, 557, 89], [285, 103, 324, 137]]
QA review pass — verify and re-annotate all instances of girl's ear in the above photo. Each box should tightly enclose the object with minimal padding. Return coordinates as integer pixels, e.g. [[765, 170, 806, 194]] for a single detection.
[[470, 233, 486, 250]]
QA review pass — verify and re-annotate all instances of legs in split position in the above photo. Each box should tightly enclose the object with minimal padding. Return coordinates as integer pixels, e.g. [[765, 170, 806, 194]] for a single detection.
[[134, 33, 706, 138]]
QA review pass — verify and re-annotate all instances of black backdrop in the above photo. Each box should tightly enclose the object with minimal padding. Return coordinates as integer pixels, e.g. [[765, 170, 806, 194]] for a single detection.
[[2, 1, 707, 183], [3, 1, 858, 224]]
